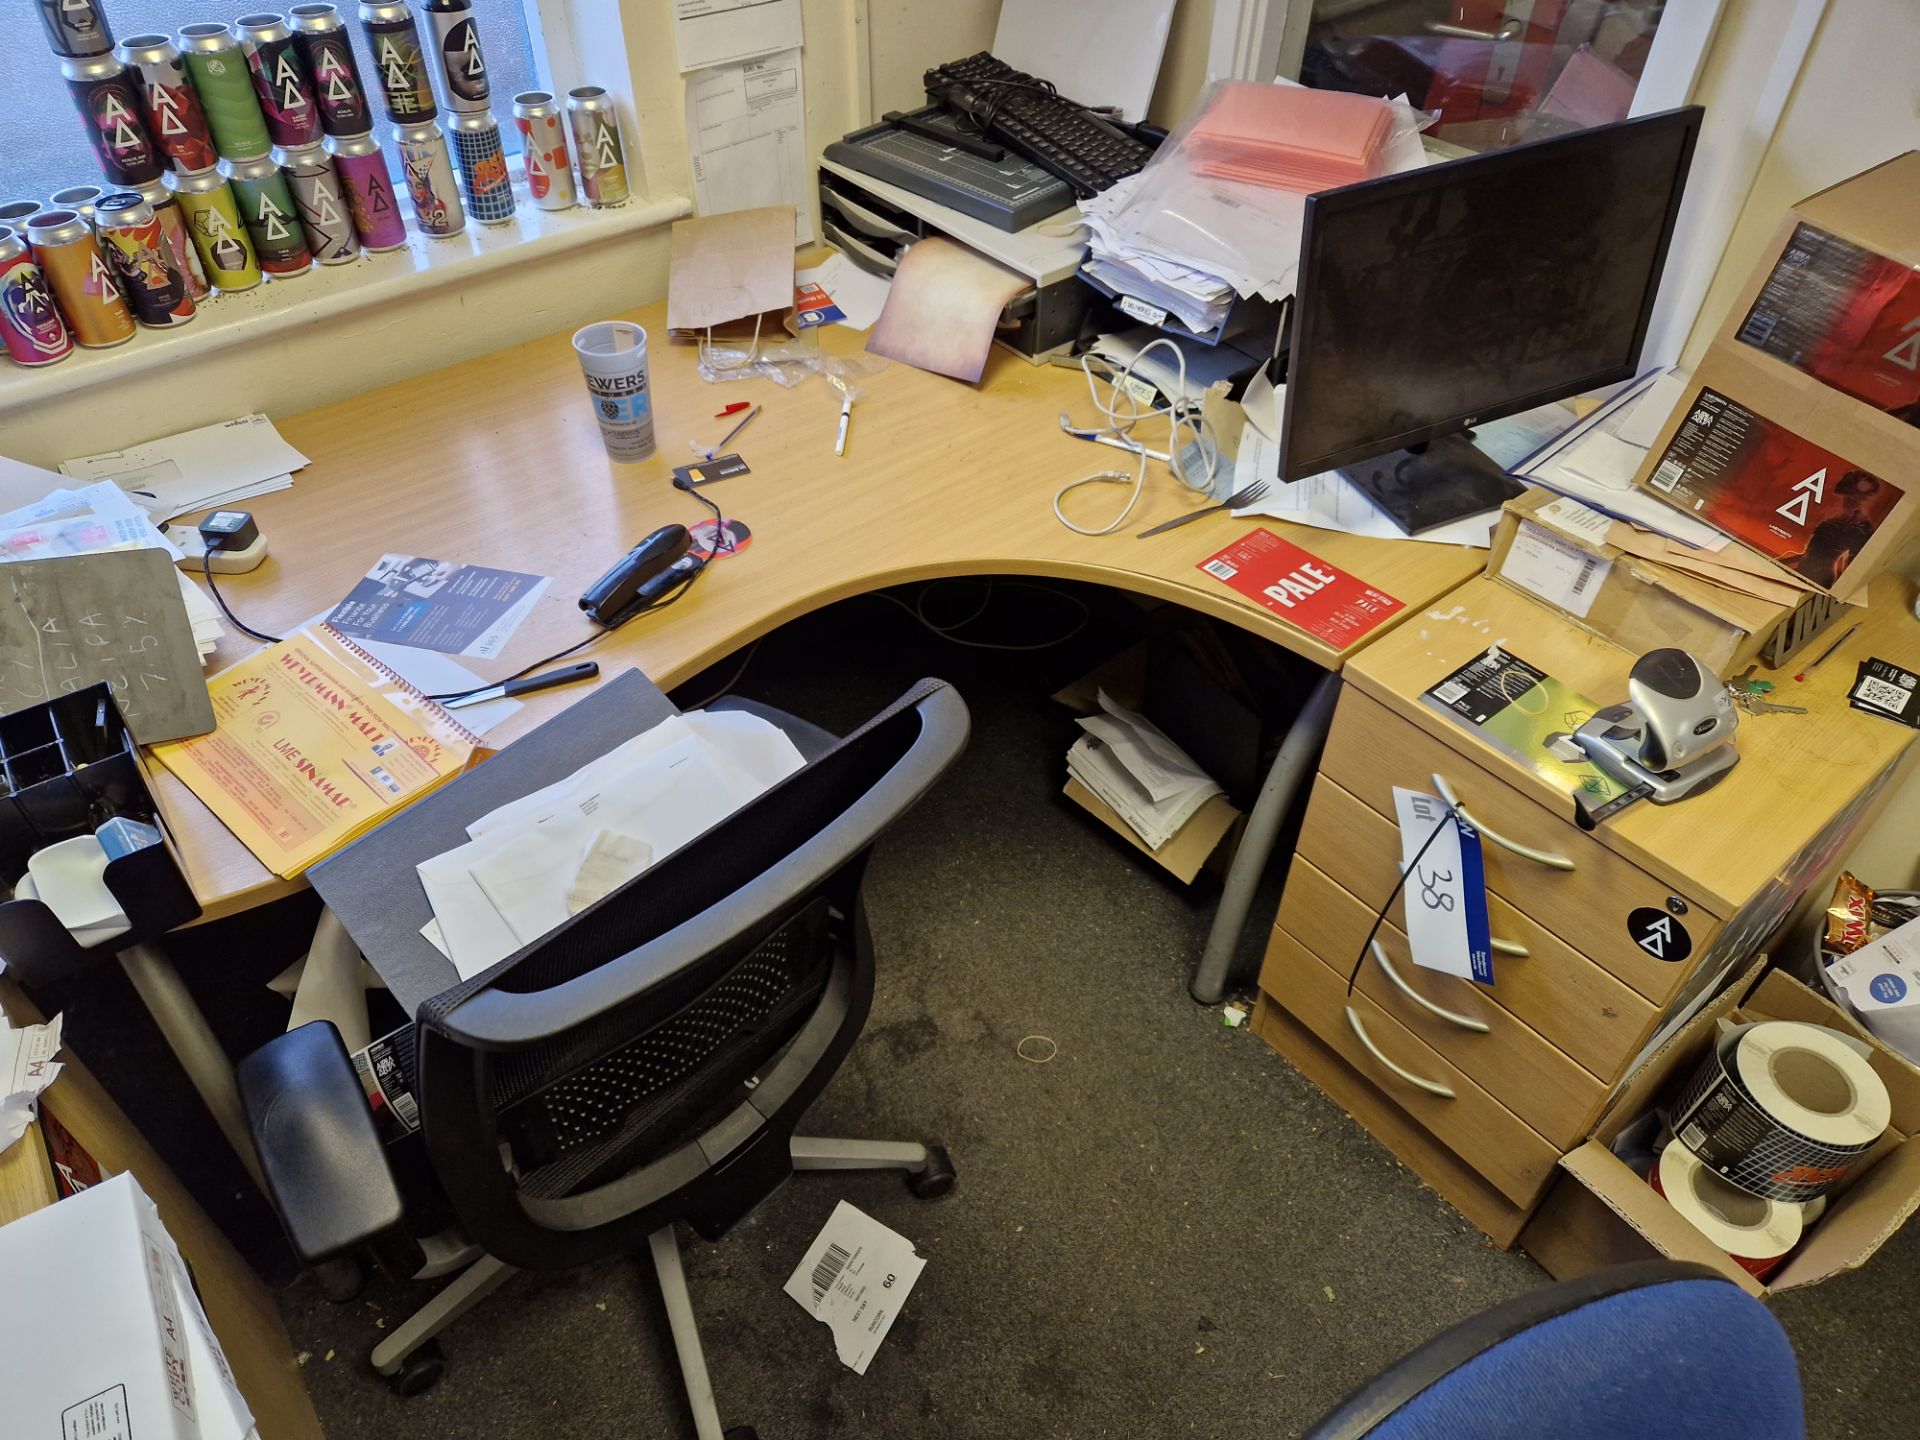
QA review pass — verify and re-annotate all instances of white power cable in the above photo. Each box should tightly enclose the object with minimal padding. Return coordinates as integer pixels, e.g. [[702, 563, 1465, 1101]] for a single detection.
[[1053, 339, 1220, 536]]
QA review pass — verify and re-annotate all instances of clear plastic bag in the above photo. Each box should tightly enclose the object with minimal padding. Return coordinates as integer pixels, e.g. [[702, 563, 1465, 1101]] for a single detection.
[[1092, 81, 1434, 301], [698, 320, 891, 390]]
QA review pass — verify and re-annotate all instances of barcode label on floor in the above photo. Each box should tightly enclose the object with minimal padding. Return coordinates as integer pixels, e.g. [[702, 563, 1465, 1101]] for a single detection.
[[1649, 458, 1686, 492], [1432, 679, 1468, 705], [811, 1242, 851, 1304], [1203, 559, 1238, 580]]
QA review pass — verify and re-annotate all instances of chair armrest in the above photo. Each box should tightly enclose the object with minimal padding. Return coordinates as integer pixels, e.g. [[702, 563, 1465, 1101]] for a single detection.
[[238, 1022, 406, 1264]]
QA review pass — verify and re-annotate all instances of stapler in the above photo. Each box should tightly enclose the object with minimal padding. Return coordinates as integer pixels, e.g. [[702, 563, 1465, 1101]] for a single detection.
[[579, 524, 703, 628], [1572, 648, 1740, 803]]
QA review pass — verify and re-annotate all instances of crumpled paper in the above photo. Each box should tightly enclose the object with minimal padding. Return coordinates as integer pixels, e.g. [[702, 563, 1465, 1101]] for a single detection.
[[1, 1011, 63, 1151]]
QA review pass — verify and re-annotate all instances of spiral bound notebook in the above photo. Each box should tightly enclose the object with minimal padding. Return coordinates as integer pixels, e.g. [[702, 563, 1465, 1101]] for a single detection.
[[151, 626, 482, 878]]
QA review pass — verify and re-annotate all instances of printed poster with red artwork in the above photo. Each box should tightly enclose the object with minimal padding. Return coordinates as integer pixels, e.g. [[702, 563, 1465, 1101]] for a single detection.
[[1197, 529, 1404, 650], [1640, 388, 1901, 589]]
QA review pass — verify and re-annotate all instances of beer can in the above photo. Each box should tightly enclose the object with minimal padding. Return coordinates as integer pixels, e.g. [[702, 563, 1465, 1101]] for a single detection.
[[513, 91, 575, 211], [358, 3, 437, 124], [26, 209, 134, 348], [445, 113, 514, 225], [327, 134, 408, 251], [422, 0, 490, 116], [290, 4, 373, 139], [179, 24, 274, 161], [95, 192, 195, 326], [0, 202, 45, 229], [567, 87, 630, 208], [35, 0, 114, 59], [0, 228, 74, 367], [47, 185, 109, 229], [116, 34, 220, 175], [236, 14, 324, 150], [276, 143, 360, 263], [222, 155, 313, 275], [135, 176, 213, 301], [395, 122, 464, 238], [169, 169, 262, 291], [63, 56, 164, 187]]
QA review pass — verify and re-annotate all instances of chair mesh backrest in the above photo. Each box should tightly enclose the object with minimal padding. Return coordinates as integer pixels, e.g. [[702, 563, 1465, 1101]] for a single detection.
[[414, 683, 946, 1238]]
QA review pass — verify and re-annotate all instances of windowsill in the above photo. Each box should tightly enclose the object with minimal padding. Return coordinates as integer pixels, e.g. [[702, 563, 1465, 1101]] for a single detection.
[[0, 185, 692, 414]]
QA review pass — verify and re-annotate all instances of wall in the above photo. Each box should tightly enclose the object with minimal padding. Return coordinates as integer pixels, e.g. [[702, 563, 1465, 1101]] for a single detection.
[[865, 0, 1001, 118]]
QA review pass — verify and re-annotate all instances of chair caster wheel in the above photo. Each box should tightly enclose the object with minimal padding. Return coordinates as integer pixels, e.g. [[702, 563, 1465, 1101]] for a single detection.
[[315, 1255, 367, 1304], [723, 1427, 759, 1439], [908, 1146, 956, 1199], [385, 1341, 445, 1397]]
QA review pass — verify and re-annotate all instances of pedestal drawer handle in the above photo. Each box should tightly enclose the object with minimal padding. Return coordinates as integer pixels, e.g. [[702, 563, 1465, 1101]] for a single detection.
[[1491, 936, 1530, 957], [1345, 1006, 1457, 1099], [1431, 773, 1574, 871], [1368, 940, 1490, 1033]]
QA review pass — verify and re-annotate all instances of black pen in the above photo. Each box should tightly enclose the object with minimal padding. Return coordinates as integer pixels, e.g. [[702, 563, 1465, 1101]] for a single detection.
[[444, 661, 600, 709]]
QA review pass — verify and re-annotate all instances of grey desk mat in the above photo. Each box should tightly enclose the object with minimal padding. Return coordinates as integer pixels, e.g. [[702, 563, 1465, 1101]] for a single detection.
[[309, 668, 677, 1015]]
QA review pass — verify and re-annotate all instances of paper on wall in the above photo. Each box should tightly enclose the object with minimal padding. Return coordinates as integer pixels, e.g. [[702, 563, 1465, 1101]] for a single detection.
[[782, 1201, 926, 1375], [685, 49, 813, 245], [672, 0, 802, 73]]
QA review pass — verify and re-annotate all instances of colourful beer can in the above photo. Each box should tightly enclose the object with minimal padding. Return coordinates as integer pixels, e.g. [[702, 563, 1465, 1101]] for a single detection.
[[567, 87, 630, 208], [26, 208, 135, 348], [63, 56, 163, 186], [513, 91, 576, 211], [95, 192, 195, 326], [327, 134, 408, 251], [0, 228, 74, 367], [422, 0, 490, 116], [136, 177, 213, 301], [395, 122, 465, 237], [36, 0, 114, 59], [358, 3, 437, 124], [446, 113, 514, 225], [169, 169, 262, 291], [222, 155, 312, 276], [277, 143, 360, 263], [290, 5, 374, 139], [179, 24, 274, 161], [47, 185, 109, 228], [0, 202, 44, 231], [116, 34, 220, 175], [236, 15, 324, 151]]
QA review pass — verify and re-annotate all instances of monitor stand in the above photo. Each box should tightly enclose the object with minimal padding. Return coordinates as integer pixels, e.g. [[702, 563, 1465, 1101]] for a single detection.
[[1337, 434, 1526, 535]]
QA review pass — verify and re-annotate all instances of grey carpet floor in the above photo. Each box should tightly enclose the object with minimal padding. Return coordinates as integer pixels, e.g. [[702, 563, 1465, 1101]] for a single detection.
[[258, 594, 1916, 1439]]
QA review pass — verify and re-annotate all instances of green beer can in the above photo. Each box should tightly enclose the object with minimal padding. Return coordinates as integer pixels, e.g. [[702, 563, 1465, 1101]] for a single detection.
[[223, 155, 313, 276], [179, 23, 274, 161], [168, 168, 263, 291]]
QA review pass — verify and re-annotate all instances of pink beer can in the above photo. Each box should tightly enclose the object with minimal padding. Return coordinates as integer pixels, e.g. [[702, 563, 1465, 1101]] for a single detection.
[[326, 132, 408, 251], [0, 228, 75, 366]]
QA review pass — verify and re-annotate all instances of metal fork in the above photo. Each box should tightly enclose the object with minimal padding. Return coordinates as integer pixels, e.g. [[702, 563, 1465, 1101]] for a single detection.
[[1135, 479, 1271, 538]]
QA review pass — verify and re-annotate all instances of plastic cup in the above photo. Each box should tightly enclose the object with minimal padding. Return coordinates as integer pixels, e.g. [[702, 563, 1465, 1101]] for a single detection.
[[572, 320, 656, 463]]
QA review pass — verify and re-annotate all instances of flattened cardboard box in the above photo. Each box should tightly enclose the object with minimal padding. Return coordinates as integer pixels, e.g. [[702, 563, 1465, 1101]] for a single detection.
[[1519, 964, 1920, 1298], [1486, 488, 1794, 676]]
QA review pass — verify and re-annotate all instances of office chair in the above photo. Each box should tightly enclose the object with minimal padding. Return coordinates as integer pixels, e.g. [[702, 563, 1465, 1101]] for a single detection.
[[239, 680, 970, 1440], [1305, 1260, 1806, 1439]]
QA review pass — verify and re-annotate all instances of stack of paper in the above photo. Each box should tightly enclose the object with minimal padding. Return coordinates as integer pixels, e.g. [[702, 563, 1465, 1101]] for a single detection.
[[0, 1009, 62, 1153], [1079, 175, 1239, 334], [0, 1173, 255, 1440], [1187, 85, 1394, 191], [1065, 691, 1222, 851], [418, 709, 808, 979], [60, 412, 309, 522]]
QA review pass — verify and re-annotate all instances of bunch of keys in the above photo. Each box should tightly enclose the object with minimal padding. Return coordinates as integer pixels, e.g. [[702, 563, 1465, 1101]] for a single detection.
[[1728, 678, 1807, 716]]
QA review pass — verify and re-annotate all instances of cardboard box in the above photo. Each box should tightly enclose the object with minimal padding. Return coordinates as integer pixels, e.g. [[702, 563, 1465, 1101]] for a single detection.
[[1629, 153, 1920, 604], [1520, 965, 1920, 1298], [1486, 487, 1797, 675]]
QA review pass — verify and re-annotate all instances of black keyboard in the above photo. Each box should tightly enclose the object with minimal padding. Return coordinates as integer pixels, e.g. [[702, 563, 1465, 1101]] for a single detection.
[[924, 52, 1153, 197]]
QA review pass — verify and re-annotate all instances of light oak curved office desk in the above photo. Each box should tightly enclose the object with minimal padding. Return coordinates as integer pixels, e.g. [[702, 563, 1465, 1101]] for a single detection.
[[145, 298, 1485, 1160]]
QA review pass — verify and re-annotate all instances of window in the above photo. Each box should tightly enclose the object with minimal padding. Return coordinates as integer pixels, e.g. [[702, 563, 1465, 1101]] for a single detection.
[[1295, 0, 1671, 152], [0, 2, 541, 202]]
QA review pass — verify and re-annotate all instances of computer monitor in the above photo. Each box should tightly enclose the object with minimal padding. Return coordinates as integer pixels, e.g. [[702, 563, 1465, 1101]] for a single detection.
[[1279, 106, 1703, 532]]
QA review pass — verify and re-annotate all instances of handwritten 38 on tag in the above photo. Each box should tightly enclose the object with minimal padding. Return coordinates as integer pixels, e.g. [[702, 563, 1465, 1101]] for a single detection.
[[1392, 788, 1493, 984], [782, 1201, 926, 1375]]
